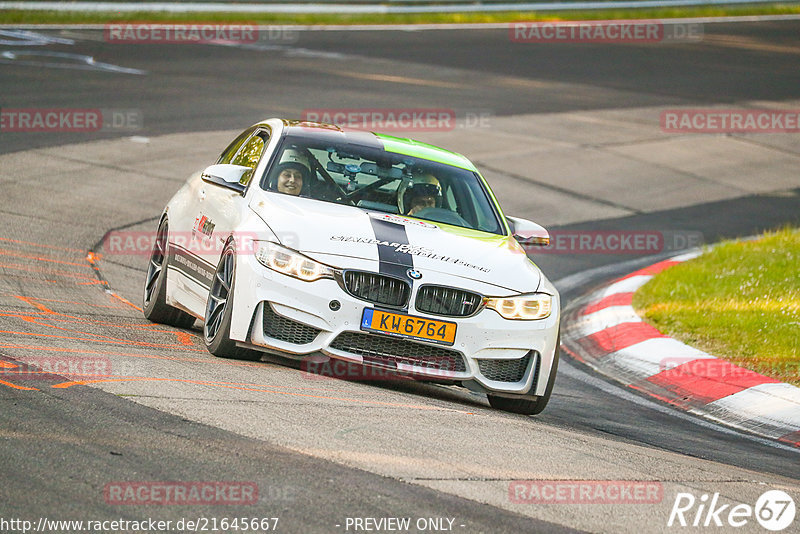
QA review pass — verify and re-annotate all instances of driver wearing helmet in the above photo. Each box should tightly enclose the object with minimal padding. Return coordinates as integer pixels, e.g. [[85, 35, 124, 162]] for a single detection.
[[398, 173, 442, 216], [271, 148, 312, 196]]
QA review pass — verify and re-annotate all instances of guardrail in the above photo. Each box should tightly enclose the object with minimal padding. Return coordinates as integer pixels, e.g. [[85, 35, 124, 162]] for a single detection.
[[0, 0, 796, 13]]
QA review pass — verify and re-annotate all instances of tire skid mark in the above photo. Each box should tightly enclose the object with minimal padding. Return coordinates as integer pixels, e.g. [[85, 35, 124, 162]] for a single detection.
[[0, 329, 204, 351], [0, 236, 84, 254], [2, 309, 190, 340], [0, 236, 211, 392], [0, 378, 38, 391], [8, 298, 191, 337], [6, 314, 191, 347], [1, 342, 471, 407], [0, 247, 89, 268], [86, 251, 145, 312], [0, 261, 97, 281], [51, 376, 475, 413], [0, 273, 61, 284], [0, 343, 230, 364], [105, 290, 143, 312], [8, 295, 199, 347], [0, 296, 128, 310]]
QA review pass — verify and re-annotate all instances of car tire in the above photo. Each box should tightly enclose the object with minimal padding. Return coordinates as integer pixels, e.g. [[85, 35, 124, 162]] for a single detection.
[[142, 219, 196, 329], [488, 334, 560, 415], [203, 242, 260, 361]]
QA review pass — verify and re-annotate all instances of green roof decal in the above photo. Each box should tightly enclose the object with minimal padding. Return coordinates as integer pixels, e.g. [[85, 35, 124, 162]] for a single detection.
[[375, 133, 478, 172]]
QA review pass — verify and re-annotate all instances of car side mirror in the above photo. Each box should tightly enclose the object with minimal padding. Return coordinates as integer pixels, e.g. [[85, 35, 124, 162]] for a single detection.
[[507, 216, 550, 247], [201, 164, 251, 193]]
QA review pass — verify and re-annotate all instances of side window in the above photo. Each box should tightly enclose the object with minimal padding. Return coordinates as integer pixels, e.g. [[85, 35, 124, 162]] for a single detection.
[[444, 182, 457, 211], [217, 126, 256, 164], [459, 177, 501, 234], [231, 135, 265, 169], [230, 129, 270, 186]]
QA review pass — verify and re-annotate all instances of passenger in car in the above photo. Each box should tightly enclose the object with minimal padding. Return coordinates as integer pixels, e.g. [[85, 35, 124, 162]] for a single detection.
[[271, 148, 313, 196], [275, 163, 306, 196], [398, 173, 442, 215]]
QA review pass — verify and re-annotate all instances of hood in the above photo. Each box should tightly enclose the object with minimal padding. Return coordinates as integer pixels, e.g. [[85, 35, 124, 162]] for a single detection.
[[249, 190, 541, 294]]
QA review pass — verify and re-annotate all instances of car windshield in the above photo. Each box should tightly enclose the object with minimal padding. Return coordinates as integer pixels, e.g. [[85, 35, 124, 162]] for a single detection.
[[260, 135, 504, 235]]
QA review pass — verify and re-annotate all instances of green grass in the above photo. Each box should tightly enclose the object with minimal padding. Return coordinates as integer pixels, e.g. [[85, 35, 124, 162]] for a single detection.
[[633, 227, 800, 386], [1, 4, 800, 25]]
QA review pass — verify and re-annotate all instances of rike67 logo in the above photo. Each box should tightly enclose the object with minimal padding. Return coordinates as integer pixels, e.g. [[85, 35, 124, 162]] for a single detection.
[[668, 490, 795, 531]]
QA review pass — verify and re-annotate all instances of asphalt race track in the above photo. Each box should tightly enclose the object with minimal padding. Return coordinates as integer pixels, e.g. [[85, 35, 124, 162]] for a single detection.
[[0, 20, 799, 533]]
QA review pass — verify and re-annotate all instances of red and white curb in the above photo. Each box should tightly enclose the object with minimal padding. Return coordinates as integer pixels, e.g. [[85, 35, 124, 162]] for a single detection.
[[561, 251, 800, 447]]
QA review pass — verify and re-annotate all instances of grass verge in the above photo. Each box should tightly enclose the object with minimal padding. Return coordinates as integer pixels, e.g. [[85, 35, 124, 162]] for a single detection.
[[633, 227, 800, 387], [1, 4, 800, 25]]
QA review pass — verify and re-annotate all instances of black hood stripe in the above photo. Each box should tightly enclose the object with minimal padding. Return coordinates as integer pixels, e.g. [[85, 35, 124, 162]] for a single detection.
[[368, 217, 414, 281]]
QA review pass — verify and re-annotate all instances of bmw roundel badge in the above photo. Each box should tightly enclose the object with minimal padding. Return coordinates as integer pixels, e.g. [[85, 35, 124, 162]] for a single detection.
[[407, 269, 422, 280]]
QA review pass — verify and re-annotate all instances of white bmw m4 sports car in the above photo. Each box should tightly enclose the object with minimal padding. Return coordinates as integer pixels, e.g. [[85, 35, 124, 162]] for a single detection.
[[143, 119, 560, 414]]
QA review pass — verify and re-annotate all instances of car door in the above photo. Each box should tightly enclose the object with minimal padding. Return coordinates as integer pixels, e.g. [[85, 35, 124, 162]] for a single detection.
[[160, 125, 271, 317], [186, 127, 271, 305]]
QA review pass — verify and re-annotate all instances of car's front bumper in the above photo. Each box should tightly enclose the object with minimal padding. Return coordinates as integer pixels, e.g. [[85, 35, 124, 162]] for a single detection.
[[229, 252, 560, 397]]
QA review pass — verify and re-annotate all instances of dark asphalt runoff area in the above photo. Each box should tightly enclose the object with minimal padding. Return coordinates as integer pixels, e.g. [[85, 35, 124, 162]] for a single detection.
[[0, 19, 798, 533], [2, 20, 800, 153]]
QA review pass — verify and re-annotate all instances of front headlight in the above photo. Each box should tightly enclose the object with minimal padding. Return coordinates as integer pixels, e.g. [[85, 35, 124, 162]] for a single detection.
[[255, 241, 335, 282], [485, 293, 552, 320]]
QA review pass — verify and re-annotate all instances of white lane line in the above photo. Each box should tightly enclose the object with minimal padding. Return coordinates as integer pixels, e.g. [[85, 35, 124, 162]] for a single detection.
[[607, 337, 714, 378], [0, 50, 146, 74], [707, 383, 800, 431], [0, 29, 74, 45], [558, 358, 800, 453], [600, 274, 653, 297], [571, 305, 643, 336]]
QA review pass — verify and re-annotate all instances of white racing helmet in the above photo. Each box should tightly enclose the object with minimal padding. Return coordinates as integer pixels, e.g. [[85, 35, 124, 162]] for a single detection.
[[397, 173, 442, 215], [279, 148, 312, 171]]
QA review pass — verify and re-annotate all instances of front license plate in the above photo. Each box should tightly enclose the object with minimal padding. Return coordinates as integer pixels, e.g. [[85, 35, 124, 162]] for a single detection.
[[360, 308, 456, 346]]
